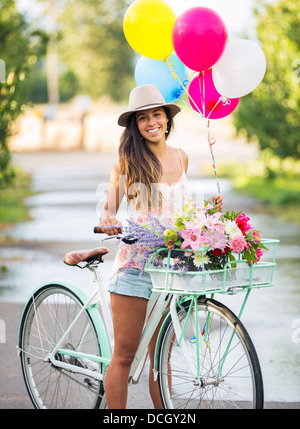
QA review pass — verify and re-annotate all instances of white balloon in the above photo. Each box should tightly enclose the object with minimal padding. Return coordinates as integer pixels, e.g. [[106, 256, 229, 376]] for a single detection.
[[212, 39, 267, 98]]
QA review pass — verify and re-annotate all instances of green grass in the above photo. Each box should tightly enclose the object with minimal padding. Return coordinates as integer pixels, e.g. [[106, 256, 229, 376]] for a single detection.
[[234, 176, 300, 206], [221, 162, 300, 224], [0, 170, 34, 229]]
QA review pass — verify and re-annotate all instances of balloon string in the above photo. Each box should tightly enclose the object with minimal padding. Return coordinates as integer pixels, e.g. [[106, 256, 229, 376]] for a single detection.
[[178, 97, 191, 108], [199, 72, 227, 121], [167, 56, 204, 119], [206, 98, 221, 120], [206, 119, 221, 194], [167, 57, 221, 194], [202, 71, 205, 118]]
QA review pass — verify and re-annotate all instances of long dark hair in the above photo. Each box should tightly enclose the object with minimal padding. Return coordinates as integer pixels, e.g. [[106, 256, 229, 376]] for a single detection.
[[118, 107, 174, 211]]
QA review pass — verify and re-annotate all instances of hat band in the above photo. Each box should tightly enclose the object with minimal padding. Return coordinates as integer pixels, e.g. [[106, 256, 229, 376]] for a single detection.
[[134, 102, 164, 111]]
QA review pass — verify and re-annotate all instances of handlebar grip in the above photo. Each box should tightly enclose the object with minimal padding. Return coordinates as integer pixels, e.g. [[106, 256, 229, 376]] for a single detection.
[[94, 225, 123, 233]]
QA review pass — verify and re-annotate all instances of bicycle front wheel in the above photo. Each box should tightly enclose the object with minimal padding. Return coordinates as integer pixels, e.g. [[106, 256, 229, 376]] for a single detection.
[[19, 284, 105, 409], [157, 297, 263, 409]]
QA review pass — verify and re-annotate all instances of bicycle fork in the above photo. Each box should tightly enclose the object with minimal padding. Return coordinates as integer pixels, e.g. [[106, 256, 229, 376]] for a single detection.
[[171, 291, 253, 385], [170, 295, 214, 385]]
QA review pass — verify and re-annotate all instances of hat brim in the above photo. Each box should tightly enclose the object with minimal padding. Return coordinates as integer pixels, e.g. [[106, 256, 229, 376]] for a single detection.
[[118, 103, 181, 127]]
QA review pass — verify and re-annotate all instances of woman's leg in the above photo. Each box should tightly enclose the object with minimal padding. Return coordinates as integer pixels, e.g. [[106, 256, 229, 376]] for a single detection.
[[105, 293, 148, 409]]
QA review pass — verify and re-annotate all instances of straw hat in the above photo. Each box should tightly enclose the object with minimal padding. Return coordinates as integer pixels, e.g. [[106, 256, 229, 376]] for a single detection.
[[118, 84, 181, 127]]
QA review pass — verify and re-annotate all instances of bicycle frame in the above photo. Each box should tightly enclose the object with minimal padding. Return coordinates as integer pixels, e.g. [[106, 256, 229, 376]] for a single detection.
[[17, 263, 177, 387], [45, 286, 109, 382], [18, 258, 258, 393], [18, 235, 280, 409]]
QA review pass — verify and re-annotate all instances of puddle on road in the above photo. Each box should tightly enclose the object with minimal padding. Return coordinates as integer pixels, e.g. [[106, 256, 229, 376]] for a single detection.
[[0, 246, 114, 303]]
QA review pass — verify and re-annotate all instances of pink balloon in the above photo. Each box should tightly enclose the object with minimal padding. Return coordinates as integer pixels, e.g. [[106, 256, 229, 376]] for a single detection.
[[172, 7, 228, 72], [188, 69, 239, 119]]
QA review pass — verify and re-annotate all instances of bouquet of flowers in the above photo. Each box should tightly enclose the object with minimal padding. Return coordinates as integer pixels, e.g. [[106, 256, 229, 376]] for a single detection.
[[123, 198, 267, 274]]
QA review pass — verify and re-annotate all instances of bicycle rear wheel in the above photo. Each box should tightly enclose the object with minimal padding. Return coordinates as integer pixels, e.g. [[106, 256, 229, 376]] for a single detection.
[[157, 297, 263, 409], [19, 284, 105, 409]]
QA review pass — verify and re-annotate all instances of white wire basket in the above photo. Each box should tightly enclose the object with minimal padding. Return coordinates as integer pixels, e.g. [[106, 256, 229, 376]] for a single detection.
[[145, 239, 279, 295]]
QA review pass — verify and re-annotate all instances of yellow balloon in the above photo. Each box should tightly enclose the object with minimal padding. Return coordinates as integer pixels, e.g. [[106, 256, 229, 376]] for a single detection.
[[123, 0, 176, 60]]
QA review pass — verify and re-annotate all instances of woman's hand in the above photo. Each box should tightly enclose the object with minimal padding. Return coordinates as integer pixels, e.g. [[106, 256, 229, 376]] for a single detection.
[[214, 195, 223, 212], [98, 217, 123, 236]]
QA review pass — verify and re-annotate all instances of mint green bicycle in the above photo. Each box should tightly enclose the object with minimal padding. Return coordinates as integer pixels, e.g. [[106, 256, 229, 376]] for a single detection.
[[17, 232, 279, 409]]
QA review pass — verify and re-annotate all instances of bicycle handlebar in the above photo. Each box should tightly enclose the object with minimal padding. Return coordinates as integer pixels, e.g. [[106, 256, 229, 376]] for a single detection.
[[93, 226, 138, 245]]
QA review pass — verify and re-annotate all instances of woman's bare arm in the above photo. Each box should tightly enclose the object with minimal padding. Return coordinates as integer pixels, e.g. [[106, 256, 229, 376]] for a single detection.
[[98, 161, 125, 235]]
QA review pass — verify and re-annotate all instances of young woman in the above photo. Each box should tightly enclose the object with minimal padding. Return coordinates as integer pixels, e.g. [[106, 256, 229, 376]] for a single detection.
[[97, 84, 223, 409]]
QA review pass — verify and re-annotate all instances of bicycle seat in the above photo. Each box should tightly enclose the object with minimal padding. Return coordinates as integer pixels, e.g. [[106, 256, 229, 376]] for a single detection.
[[64, 247, 109, 266]]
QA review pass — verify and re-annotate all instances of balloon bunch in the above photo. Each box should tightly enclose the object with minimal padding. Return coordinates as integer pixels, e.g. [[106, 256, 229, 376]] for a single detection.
[[123, 0, 267, 193]]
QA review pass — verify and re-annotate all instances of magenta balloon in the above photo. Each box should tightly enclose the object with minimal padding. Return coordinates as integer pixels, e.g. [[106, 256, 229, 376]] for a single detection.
[[188, 69, 239, 119], [172, 7, 228, 72]]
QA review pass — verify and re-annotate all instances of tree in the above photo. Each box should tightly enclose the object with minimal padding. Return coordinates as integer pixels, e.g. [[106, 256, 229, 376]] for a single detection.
[[233, 0, 300, 160], [0, 0, 45, 188], [59, 0, 135, 102]]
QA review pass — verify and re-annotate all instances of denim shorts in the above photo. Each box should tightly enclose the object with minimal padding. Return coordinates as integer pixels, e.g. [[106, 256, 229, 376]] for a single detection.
[[108, 268, 153, 300]]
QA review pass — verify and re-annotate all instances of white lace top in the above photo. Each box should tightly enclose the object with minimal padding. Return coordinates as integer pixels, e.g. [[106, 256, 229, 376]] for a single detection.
[[110, 148, 189, 280]]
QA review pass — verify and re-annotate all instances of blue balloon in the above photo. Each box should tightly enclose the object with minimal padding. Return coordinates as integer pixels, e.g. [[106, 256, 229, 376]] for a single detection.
[[134, 53, 189, 103]]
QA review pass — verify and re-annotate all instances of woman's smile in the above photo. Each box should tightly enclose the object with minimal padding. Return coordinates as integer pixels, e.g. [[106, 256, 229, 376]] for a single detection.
[[136, 107, 168, 144], [147, 127, 160, 135]]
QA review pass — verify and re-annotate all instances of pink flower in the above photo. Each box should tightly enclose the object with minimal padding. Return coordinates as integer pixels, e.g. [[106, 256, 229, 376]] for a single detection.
[[235, 213, 252, 234], [215, 223, 225, 232], [180, 224, 203, 252], [251, 230, 261, 244], [230, 235, 247, 253], [205, 212, 223, 230], [256, 248, 263, 262], [250, 248, 263, 264], [201, 228, 228, 251]]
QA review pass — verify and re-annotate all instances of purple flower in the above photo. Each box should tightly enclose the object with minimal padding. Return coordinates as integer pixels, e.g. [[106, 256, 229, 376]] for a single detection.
[[122, 216, 167, 273]]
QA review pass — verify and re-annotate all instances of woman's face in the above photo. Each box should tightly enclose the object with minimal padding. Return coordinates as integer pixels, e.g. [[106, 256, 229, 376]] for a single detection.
[[136, 107, 169, 145]]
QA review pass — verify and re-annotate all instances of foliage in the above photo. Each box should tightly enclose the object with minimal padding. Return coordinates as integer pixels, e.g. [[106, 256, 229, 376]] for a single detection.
[[59, 0, 135, 102], [232, 153, 300, 204], [233, 0, 300, 160], [219, 154, 300, 224], [0, 0, 46, 188]]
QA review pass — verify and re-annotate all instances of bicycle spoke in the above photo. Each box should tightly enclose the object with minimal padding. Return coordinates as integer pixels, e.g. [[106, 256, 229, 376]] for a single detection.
[[157, 298, 263, 409], [20, 285, 104, 409]]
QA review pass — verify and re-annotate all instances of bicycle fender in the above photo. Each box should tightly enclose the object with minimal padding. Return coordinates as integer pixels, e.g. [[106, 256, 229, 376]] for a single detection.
[[17, 279, 111, 362], [153, 311, 172, 379], [152, 295, 193, 379]]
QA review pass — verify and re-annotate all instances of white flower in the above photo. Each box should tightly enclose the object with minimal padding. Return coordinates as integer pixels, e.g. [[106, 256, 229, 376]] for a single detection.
[[192, 251, 210, 268], [224, 220, 243, 238]]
